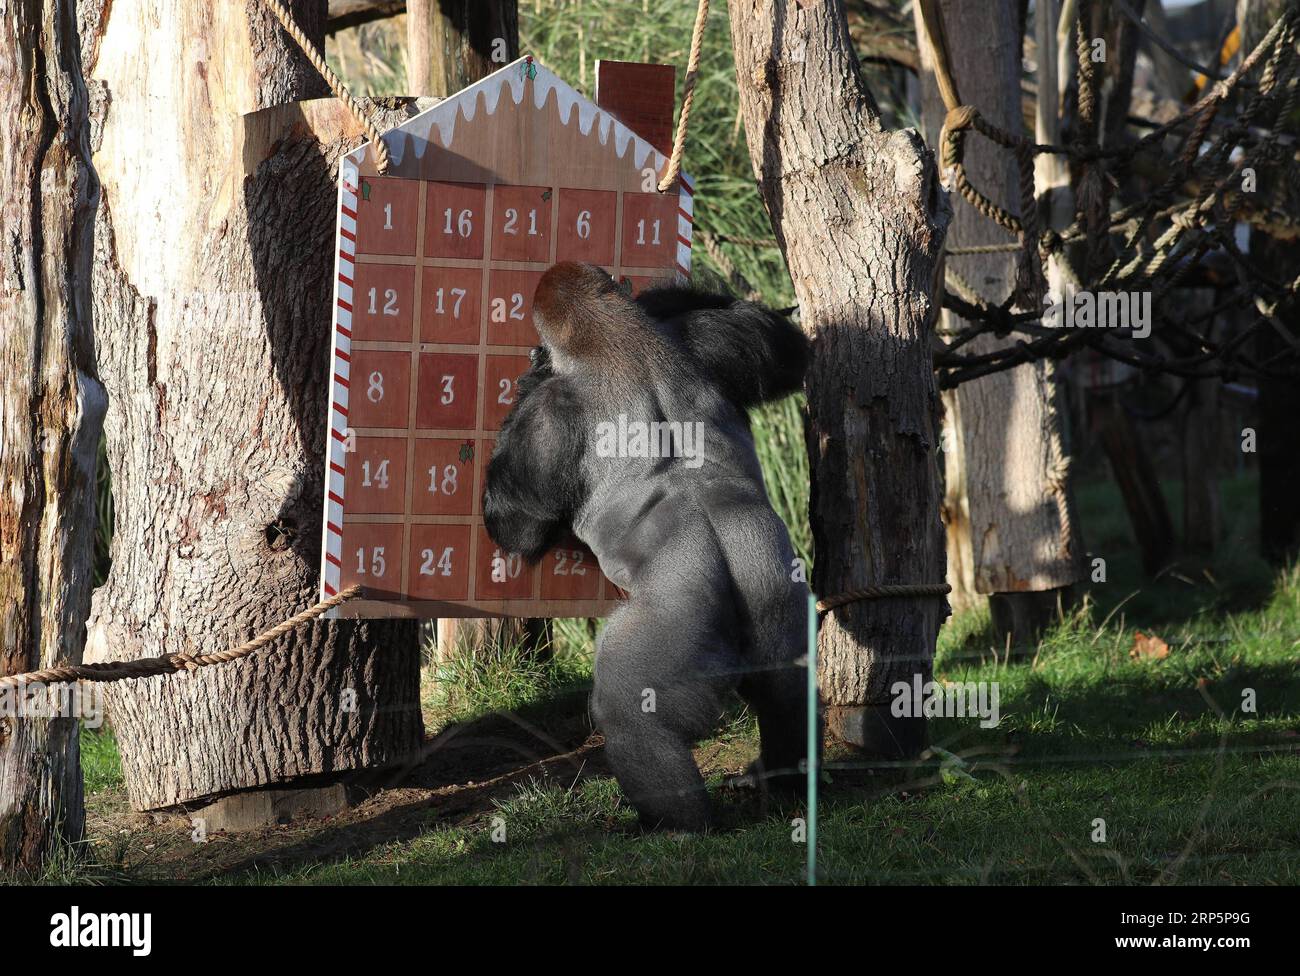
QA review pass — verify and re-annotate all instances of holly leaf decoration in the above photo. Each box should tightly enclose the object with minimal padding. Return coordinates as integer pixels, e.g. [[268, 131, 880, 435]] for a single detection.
[[361, 179, 372, 202], [459, 441, 475, 464], [541, 189, 552, 202]]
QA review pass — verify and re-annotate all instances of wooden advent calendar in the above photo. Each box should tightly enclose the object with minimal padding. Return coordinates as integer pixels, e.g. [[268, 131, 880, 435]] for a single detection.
[[320, 57, 693, 618]]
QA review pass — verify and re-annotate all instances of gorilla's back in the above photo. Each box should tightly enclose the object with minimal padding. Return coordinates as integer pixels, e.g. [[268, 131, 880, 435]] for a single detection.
[[572, 359, 796, 607]]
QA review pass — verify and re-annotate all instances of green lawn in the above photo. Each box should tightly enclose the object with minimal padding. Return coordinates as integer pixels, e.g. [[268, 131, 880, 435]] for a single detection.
[[67, 470, 1300, 886]]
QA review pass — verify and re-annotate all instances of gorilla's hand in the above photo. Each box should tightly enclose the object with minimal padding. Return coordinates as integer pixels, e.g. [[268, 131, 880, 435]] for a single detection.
[[516, 345, 554, 403]]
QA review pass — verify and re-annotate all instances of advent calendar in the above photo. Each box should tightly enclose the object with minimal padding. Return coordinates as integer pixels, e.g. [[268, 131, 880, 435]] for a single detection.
[[319, 57, 693, 618]]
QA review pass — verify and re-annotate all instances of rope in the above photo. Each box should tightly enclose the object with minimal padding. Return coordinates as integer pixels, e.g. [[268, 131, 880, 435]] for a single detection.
[[0, 586, 362, 691], [917, 0, 963, 110], [947, 242, 1023, 255], [260, 0, 391, 174], [697, 230, 762, 302], [658, 0, 709, 192], [817, 584, 952, 615]]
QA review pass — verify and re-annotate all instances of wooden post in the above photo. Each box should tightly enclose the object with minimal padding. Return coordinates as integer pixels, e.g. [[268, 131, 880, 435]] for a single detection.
[[406, 0, 519, 96], [0, 0, 105, 870], [1180, 289, 1222, 555], [940, 392, 980, 614], [915, 0, 1083, 647], [79, 0, 423, 811], [729, 0, 949, 756]]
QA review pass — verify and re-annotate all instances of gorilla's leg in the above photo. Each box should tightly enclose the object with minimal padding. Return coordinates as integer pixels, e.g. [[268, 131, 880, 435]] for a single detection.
[[740, 664, 810, 794], [733, 556, 815, 794], [592, 603, 739, 831]]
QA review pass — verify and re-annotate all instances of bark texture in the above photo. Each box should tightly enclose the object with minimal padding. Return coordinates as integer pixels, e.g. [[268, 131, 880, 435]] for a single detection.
[[916, 0, 1082, 643], [729, 0, 949, 754], [79, 0, 422, 810], [406, 0, 519, 96], [0, 0, 105, 870]]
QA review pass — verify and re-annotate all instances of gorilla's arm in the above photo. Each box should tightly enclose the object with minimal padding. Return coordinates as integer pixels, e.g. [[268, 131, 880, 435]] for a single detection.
[[635, 285, 809, 409], [482, 371, 584, 563]]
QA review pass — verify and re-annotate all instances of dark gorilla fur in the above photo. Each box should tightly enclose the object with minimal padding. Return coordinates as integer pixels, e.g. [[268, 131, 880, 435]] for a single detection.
[[483, 262, 814, 831]]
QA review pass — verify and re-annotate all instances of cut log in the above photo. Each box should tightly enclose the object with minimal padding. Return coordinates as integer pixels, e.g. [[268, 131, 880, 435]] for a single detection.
[[729, 0, 950, 756], [80, 0, 422, 811]]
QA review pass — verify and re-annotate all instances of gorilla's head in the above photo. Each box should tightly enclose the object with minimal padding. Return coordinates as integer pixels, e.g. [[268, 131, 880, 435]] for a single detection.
[[532, 262, 641, 367]]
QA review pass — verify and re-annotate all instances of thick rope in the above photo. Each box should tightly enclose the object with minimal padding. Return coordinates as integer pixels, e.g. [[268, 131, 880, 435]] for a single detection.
[[947, 242, 1023, 255], [0, 585, 362, 691], [917, 0, 963, 110], [658, 0, 709, 192], [817, 584, 952, 615], [260, 0, 391, 174]]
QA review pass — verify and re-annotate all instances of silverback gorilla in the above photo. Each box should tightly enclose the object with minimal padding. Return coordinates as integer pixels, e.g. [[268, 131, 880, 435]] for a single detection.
[[483, 261, 813, 831]]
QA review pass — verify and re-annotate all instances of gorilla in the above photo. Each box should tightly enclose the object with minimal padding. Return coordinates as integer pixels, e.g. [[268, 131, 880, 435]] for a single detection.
[[483, 261, 813, 831]]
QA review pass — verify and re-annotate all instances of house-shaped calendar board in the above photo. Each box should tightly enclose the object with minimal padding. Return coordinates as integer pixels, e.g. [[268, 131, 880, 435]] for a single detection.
[[320, 57, 693, 618]]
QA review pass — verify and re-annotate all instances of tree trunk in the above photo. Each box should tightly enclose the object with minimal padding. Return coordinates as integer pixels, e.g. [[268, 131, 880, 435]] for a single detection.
[[0, 0, 105, 872], [1238, 0, 1299, 565], [1254, 239, 1300, 564], [916, 0, 1082, 648], [406, 0, 518, 96], [79, 0, 422, 811], [1180, 289, 1222, 555], [729, 0, 949, 756], [940, 391, 980, 613], [1090, 390, 1175, 575]]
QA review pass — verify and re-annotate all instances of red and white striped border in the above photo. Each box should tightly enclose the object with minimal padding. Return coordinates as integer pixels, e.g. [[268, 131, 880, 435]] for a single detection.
[[319, 158, 359, 601], [676, 171, 694, 280]]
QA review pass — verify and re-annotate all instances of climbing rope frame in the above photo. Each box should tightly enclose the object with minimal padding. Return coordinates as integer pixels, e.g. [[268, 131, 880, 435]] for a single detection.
[[914, 0, 1300, 391]]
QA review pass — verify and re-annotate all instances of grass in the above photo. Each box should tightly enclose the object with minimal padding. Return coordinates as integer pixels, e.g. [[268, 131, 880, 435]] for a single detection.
[[422, 621, 594, 721], [81, 725, 124, 797], [59, 471, 1300, 885]]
